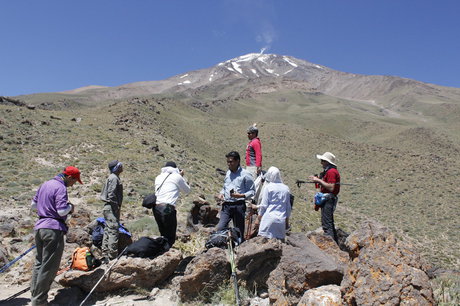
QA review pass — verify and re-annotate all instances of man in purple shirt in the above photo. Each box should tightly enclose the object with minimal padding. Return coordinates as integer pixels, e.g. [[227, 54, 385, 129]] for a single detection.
[[30, 166, 82, 306]]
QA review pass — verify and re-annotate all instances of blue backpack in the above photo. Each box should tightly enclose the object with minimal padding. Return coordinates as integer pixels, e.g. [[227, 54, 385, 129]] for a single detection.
[[92, 217, 131, 248]]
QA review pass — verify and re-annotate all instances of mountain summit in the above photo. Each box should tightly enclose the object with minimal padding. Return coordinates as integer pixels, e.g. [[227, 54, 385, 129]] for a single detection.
[[13, 53, 460, 116]]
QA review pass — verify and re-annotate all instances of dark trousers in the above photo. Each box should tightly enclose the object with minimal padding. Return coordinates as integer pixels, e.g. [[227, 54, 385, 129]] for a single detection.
[[153, 204, 177, 246], [31, 228, 65, 306], [321, 197, 338, 243], [216, 201, 246, 240]]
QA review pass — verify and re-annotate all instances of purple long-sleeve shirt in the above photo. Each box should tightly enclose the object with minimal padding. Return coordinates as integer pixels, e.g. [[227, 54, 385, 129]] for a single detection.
[[32, 175, 71, 232]]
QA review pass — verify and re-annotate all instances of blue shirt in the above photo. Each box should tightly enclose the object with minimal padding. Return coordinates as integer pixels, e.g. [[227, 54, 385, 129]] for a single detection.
[[220, 166, 255, 202]]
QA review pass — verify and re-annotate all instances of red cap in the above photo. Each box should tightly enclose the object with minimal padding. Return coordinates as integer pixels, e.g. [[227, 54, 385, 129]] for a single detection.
[[63, 166, 83, 184]]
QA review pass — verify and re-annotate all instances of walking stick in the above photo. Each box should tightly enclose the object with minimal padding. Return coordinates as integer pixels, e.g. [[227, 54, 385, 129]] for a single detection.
[[0, 245, 36, 273], [227, 230, 241, 306], [79, 246, 128, 306]]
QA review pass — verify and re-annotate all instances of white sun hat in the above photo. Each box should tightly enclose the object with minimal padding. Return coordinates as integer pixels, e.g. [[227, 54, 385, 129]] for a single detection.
[[316, 152, 337, 166]]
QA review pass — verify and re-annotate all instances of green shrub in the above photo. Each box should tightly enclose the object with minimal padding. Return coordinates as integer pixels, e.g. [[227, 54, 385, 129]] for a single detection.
[[432, 274, 460, 305], [126, 216, 159, 237]]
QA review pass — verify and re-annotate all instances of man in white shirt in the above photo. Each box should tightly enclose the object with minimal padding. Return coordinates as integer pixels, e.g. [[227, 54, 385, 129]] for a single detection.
[[153, 161, 191, 246]]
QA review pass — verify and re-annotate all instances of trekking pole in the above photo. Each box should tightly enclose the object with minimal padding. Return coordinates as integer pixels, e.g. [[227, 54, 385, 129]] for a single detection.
[[227, 230, 241, 306], [0, 245, 36, 273], [296, 180, 356, 188], [79, 246, 128, 306]]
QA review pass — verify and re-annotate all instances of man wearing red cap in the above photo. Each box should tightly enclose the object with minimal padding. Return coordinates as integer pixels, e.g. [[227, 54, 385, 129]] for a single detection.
[[30, 166, 82, 306]]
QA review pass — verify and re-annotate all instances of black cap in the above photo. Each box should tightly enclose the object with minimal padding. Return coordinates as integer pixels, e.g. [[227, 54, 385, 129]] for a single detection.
[[165, 161, 177, 168], [108, 160, 119, 170]]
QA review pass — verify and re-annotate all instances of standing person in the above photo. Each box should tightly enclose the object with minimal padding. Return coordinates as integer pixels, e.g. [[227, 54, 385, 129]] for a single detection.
[[100, 160, 123, 261], [216, 151, 255, 240], [309, 152, 341, 243], [245, 124, 262, 179], [153, 161, 190, 247], [257, 167, 291, 241], [30, 166, 83, 306]]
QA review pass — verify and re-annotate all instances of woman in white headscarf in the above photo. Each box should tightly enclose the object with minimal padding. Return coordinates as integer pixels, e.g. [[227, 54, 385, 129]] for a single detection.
[[257, 166, 291, 240]]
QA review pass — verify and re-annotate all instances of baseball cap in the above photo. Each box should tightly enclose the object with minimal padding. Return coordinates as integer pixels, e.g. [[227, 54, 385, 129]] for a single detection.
[[63, 166, 83, 184]]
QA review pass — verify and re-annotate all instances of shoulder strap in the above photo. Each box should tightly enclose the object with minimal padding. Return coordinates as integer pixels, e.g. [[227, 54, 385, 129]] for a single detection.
[[155, 173, 172, 192]]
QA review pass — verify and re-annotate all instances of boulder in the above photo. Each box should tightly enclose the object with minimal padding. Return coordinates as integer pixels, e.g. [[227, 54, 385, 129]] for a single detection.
[[178, 247, 230, 301], [58, 248, 182, 292], [235, 236, 283, 290], [0, 223, 16, 238], [266, 233, 343, 305], [298, 284, 342, 306], [306, 231, 350, 272], [341, 220, 435, 305], [66, 228, 92, 246]]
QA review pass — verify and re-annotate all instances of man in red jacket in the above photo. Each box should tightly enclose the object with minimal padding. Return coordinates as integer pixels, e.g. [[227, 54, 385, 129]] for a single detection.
[[309, 152, 341, 243], [245, 124, 262, 179]]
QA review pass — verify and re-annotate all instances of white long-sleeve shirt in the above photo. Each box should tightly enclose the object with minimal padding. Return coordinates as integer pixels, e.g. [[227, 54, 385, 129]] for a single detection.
[[154, 167, 191, 206]]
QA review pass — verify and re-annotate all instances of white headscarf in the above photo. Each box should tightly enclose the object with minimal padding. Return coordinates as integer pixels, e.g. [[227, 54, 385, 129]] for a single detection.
[[264, 166, 283, 184]]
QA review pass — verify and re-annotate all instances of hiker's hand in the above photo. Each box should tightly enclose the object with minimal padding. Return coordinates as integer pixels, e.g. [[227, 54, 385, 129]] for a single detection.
[[309, 175, 320, 183], [216, 193, 224, 201], [179, 169, 185, 176]]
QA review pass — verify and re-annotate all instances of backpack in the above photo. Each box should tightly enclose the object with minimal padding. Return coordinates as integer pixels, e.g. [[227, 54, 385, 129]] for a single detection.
[[91, 218, 132, 248], [125, 236, 170, 259], [205, 228, 242, 249], [71, 247, 98, 271]]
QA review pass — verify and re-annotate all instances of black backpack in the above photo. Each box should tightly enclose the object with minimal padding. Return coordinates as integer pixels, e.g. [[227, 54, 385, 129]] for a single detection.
[[125, 236, 170, 259], [205, 228, 242, 249]]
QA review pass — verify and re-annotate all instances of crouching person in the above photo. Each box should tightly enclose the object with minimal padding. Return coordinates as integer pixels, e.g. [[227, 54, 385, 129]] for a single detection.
[[100, 160, 123, 262], [30, 166, 83, 306]]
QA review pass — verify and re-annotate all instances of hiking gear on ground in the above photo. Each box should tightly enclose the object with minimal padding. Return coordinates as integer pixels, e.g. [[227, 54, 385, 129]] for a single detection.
[[205, 228, 242, 249], [0, 245, 36, 273], [79, 246, 128, 306], [227, 229, 241, 306], [142, 173, 171, 209], [1, 286, 30, 303], [91, 217, 131, 248], [125, 236, 170, 259], [71, 247, 98, 271]]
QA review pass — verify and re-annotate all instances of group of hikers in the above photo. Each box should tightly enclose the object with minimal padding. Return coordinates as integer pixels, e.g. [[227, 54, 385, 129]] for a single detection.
[[28, 123, 341, 306]]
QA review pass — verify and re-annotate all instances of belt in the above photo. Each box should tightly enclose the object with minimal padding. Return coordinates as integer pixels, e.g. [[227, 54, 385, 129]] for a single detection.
[[223, 200, 245, 205]]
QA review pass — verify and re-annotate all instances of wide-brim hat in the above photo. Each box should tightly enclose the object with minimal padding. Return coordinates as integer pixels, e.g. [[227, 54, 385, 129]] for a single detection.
[[316, 152, 337, 166]]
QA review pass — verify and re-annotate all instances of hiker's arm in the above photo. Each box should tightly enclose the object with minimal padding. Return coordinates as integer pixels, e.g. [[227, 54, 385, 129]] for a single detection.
[[309, 176, 334, 192]]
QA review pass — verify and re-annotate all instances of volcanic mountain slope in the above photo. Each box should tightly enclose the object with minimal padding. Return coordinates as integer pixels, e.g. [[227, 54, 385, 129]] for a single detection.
[[2, 53, 460, 270], [15, 53, 460, 122]]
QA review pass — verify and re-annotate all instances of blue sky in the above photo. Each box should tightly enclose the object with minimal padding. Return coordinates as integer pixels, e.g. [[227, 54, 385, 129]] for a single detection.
[[1, 0, 459, 96]]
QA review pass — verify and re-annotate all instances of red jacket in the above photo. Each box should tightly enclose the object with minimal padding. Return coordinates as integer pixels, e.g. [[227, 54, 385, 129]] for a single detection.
[[246, 137, 262, 167]]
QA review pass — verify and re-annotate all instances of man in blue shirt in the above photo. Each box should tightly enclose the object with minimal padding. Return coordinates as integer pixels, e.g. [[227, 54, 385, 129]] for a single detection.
[[216, 151, 255, 240]]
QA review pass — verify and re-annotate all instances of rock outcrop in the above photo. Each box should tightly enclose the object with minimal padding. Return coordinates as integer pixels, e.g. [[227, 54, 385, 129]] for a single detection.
[[267, 233, 343, 305], [58, 248, 182, 292], [298, 284, 342, 306], [178, 247, 230, 301], [341, 220, 435, 305], [235, 236, 283, 290]]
